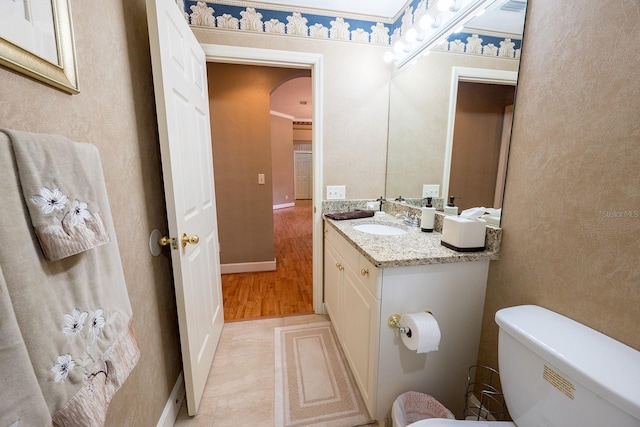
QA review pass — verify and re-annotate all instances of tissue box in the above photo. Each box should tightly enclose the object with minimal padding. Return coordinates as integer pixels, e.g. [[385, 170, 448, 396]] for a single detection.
[[441, 216, 486, 252]]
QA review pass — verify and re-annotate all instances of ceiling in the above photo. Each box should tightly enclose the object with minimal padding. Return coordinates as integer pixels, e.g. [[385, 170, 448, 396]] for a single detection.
[[266, 0, 527, 121], [271, 77, 313, 122]]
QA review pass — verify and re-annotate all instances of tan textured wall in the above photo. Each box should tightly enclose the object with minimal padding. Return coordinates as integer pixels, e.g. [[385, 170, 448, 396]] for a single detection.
[[209, 63, 303, 264], [271, 114, 295, 206], [0, 1, 180, 425], [478, 0, 640, 376], [194, 28, 391, 199]]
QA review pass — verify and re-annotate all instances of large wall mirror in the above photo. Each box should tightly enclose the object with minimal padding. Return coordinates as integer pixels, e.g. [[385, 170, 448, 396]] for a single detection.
[[385, 0, 528, 224]]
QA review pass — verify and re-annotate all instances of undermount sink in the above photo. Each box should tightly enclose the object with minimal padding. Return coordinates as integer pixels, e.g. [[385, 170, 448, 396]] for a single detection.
[[353, 223, 407, 236]]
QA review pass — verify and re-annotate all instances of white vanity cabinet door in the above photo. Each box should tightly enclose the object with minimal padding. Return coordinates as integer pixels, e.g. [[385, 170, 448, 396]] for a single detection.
[[341, 265, 380, 415], [323, 238, 343, 339], [324, 222, 381, 418]]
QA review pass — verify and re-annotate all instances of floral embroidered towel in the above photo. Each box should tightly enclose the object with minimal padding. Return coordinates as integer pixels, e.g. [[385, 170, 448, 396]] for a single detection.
[[0, 131, 140, 426], [3, 129, 111, 260]]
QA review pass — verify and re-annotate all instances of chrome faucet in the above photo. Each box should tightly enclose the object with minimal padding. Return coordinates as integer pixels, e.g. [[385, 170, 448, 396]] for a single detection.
[[396, 211, 419, 227]]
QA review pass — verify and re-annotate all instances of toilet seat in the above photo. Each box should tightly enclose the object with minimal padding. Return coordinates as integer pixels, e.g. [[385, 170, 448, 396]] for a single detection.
[[408, 419, 516, 426]]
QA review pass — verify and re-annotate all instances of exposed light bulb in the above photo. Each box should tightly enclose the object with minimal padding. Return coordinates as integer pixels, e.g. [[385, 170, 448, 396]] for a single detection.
[[393, 41, 406, 54], [437, 0, 453, 12], [383, 51, 395, 63], [419, 14, 435, 29], [405, 28, 418, 43]]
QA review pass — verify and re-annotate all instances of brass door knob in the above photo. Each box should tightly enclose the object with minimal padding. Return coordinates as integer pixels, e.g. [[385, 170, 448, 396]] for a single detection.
[[159, 236, 177, 249], [181, 233, 200, 247]]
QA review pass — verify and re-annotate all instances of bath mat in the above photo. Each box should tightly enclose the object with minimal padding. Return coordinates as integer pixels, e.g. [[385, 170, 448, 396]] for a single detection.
[[274, 322, 373, 426]]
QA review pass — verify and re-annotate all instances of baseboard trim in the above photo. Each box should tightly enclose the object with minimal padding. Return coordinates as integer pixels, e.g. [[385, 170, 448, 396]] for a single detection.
[[273, 202, 295, 210], [221, 259, 277, 274], [156, 372, 185, 427]]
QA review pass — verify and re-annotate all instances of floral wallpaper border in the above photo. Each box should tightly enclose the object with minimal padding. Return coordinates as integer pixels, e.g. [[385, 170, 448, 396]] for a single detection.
[[181, 0, 522, 59]]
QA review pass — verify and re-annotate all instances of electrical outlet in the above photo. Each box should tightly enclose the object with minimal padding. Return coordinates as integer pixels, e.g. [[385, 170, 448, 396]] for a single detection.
[[422, 184, 439, 198], [326, 185, 346, 200]]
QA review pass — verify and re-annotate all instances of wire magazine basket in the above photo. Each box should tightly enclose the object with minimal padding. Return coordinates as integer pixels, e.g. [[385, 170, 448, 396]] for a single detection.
[[463, 365, 508, 421]]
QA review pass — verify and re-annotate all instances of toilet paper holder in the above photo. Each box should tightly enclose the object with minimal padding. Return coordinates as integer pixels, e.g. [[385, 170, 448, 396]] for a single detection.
[[387, 311, 432, 337]]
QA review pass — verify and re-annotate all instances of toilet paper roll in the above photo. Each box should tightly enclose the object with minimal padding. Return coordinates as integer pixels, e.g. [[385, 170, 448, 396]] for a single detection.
[[400, 311, 441, 353]]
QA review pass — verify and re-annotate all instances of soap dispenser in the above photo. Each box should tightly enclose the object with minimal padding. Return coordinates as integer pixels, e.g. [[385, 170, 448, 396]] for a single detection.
[[444, 196, 459, 216], [420, 197, 435, 232]]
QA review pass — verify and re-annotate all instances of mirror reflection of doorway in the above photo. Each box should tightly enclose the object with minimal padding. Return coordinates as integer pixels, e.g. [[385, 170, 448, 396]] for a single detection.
[[448, 82, 516, 212]]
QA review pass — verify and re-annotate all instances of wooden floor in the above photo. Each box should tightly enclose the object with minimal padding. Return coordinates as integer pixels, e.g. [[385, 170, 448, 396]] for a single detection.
[[221, 200, 314, 321]]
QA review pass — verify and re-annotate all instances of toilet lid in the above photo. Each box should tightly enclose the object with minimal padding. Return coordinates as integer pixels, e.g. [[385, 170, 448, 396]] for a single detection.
[[408, 419, 516, 426]]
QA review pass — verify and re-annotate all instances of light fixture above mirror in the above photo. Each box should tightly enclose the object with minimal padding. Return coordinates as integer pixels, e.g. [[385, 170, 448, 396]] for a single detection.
[[385, 0, 500, 68]]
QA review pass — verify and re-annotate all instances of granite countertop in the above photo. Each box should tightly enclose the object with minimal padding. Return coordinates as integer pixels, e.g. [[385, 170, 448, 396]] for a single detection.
[[324, 213, 500, 268]]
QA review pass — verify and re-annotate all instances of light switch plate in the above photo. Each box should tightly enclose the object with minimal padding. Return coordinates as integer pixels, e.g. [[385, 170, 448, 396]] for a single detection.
[[422, 184, 439, 198], [326, 185, 346, 200]]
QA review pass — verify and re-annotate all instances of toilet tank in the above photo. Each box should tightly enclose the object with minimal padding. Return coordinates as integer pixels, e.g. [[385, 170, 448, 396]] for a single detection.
[[495, 305, 640, 427]]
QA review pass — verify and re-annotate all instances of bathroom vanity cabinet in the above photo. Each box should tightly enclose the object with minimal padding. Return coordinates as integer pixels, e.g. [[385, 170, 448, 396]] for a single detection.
[[324, 224, 380, 410], [323, 220, 493, 422]]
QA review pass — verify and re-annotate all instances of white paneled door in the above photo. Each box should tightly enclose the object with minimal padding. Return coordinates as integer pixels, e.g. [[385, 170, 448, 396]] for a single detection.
[[146, 0, 224, 415], [294, 151, 312, 200]]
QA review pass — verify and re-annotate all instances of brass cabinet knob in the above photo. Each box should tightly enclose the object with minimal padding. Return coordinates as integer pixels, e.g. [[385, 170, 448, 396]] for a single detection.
[[360, 268, 369, 276], [181, 233, 200, 247], [335, 262, 344, 271]]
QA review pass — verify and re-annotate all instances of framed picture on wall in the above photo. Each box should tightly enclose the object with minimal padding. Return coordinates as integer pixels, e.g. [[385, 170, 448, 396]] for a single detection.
[[0, 0, 79, 94]]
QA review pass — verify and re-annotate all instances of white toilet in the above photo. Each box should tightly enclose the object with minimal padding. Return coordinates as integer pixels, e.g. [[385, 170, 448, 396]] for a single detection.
[[410, 305, 640, 427]]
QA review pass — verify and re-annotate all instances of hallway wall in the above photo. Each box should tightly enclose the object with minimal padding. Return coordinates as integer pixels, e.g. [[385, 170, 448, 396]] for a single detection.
[[208, 63, 304, 265], [271, 113, 296, 207]]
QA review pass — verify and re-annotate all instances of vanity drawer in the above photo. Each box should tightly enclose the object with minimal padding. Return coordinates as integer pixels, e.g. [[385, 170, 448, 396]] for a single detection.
[[325, 223, 359, 268], [325, 221, 380, 298], [324, 222, 343, 248], [358, 255, 381, 299]]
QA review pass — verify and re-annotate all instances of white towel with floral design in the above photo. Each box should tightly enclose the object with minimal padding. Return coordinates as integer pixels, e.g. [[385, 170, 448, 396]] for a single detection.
[[4, 129, 111, 261], [0, 130, 140, 427]]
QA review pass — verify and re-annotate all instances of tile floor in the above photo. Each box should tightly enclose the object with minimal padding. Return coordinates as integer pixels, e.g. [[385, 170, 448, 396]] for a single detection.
[[174, 313, 381, 426]]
